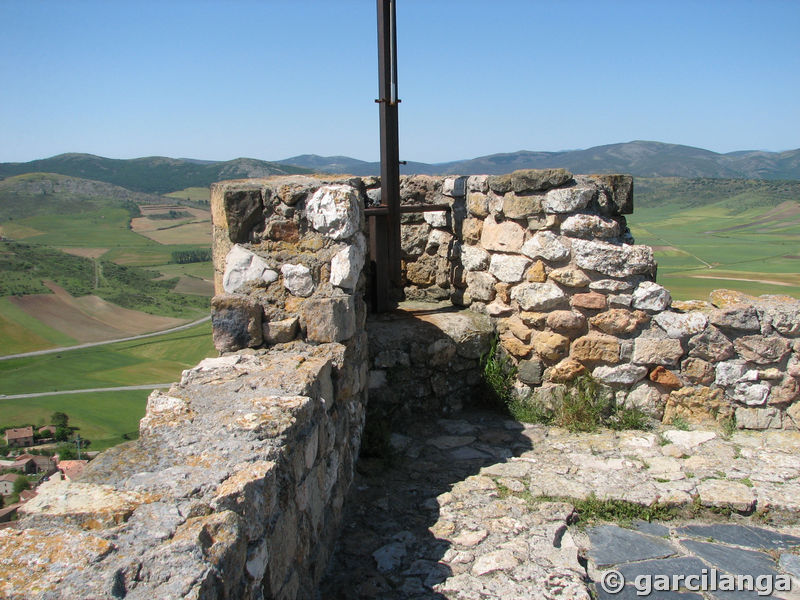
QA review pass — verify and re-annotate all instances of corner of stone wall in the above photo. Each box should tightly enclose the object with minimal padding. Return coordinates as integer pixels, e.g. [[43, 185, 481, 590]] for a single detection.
[[395, 169, 800, 430]]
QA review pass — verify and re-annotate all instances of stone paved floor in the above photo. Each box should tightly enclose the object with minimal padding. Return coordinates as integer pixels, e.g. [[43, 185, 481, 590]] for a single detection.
[[319, 410, 800, 599]]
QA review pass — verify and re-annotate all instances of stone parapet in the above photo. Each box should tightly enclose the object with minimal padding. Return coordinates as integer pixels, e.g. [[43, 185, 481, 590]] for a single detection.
[[393, 171, 800, 430], [1, 344, 366, 599]]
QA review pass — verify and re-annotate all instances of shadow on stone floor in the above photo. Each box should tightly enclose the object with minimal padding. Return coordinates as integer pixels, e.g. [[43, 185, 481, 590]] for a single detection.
[[319, 409, 535, 599]]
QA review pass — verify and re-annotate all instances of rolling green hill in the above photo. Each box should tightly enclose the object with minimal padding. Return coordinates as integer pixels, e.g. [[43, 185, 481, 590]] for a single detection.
[[635, 177, 800, 211], [0, 173, 161, 221], [0, 154, 313, 195]]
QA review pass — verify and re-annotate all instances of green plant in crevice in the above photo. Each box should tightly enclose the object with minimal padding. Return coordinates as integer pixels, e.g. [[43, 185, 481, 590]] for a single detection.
[[554, 374, 614, 433], [607, 405, 652, 431], [720, 414, 737, 439], [669, 416, 691, 431], [509, 373, 654, 432], [480, 335, 517, 409], [508, 396, 554, 425]]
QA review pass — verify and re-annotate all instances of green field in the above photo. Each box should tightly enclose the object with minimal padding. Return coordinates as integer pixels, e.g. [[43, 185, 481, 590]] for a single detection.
[[165, 186, 211, 203], [629, 182, 800, 301], [0, 320, 214, 395], [0, 390, 149, 452]]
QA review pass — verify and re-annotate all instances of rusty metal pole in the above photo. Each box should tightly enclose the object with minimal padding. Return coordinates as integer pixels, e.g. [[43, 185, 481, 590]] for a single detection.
[[377, 0, 402, 300]]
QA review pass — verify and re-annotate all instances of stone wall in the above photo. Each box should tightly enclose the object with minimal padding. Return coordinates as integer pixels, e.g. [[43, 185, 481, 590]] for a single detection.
[[392, 171, 800, 430]]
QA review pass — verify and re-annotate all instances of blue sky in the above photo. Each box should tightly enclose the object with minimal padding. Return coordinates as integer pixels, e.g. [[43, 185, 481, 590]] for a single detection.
[[1, 0, 798, 163]]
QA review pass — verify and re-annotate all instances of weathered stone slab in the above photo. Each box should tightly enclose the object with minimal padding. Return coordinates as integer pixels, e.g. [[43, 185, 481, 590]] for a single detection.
[[501, 192, 542, 219], [688, 326, 735, 362], [571, 239, 655, 277], [511, 168, 572, 193], [680, 540, 777, 578], [632, 338, 684, 367], [305, 184, 361, 240], [532, 331, 570, 361], [587, 525, 676, 567], [654, 311, 708, 339], [695, 480, 756, 512], [560, 214, 620, 239], [517, 358, 544, 385], [263, 316, 299, 344], [480, 214, 525, 252], [223, 244, 278, 293], [222, 188, 263, 242], [588, 174, 634, 215], [520, 230, 571, 262], [590, 309, 649, 335], [488, 253, 531, 283], [572, 334, 621, 364], [330, 234, 366, 290], [633, 281, 672, 312], [542, 186, 594, 213], [736, 406, 782, 430], [461, 245, 490, 271], [301, 296, 355, 343], [547, 310, 587, 334], [212, 294, 263, 352], [663, 386, 730, 425], [465, 271, 496, 302], [572, 291, 607, 310], [590, 279, 634, 293], [548, 266, 590, 287], [681, 357, 715, 385], [632, 520, 670, 537], [592, 364, 648, 385], [709, 305, 761, 332], [676, 524, 800, 549], [510, 281, 567, 311], [281, 263, 315, 297], [733, 336, 791, 365]]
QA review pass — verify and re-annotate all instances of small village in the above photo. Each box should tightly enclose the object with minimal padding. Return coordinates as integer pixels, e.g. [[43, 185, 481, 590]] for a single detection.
[[0, 414, 95, 526]]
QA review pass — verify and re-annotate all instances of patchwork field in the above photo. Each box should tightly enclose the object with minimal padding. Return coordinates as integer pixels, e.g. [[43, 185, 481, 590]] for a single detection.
[[164, 186, 211, 203], [628, 194, 800, 301], [0, 320, 214, 395], [0, 296, 78, 354], [6, 282, 188, 345]]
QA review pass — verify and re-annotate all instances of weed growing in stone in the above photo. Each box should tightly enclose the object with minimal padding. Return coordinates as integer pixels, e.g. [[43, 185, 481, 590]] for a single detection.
[[507, 374, 654, 433], [480, 336, 517, 409], [606, 405, 652, 431], [555, 375, 614, 432], [527, 492, 681, 528], [507, 397, 554, 425], [720, 414, 737, 438], [670, 416, 691, 431]]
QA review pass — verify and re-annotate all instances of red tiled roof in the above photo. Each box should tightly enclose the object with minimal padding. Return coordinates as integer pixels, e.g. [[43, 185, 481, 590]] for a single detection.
[[58, 460, 88, 480], [19, 489, 36, 502], [4, 427, 33, 440]]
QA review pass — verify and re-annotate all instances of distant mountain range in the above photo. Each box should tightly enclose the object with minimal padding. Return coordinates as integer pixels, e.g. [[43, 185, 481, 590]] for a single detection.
[[1, 142, 798, 194], [279, 141, 800, 179], [0, 153, 311, 195]]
